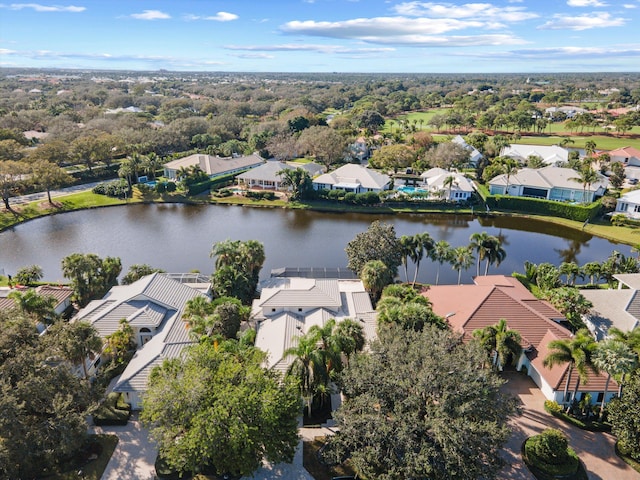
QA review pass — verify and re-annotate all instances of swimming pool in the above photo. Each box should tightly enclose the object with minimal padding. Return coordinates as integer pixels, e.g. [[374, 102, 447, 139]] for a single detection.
[[396, 185, 429, 194]]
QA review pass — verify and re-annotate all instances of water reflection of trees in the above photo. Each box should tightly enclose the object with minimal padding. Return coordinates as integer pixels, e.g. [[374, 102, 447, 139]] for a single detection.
[[554, 239, 583, 264]]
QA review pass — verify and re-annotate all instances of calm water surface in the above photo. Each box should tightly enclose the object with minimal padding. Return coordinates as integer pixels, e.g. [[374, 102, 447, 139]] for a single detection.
[[0, 204, 631, 285]]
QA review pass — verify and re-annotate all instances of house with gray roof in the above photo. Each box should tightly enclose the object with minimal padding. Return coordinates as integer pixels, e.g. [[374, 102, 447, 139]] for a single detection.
[[581, 273, 640, 340], [236, 160, 323, 190], [312, 164, 391, 193], [501, 144, 569, 166], [252, 276, 377, 376], [73, 272, 208, 409], [163, 153, 264, 180], [420, 168, 475, 202], [489, 166, 608, 203]]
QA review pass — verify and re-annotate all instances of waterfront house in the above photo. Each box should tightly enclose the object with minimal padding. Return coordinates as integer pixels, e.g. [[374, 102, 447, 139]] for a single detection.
[[424, 275, 616, 407], [615, 189, 640, 219], [312, 164, 391, 193], [420, 168, 475, 202], [489, 166, 608, 202], [608, 146, 640, 167], [252, 275, 377, 375], [236, 160, 323, 190], [73, 272, 209, 409], [163, 153, 264, 180]]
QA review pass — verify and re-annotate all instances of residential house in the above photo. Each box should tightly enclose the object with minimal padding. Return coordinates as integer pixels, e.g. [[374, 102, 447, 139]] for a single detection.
[[581, 273, 640, 340], [347, 136, 370, 162], [424, 275, 616, 406], [420, 168, 475, 202], [163, 153, 264, 180], [544, 106, 588, 119], [236, 160, 323, 190], [501, 144, 569, 166], [252, 275, 377, 376], [608, 146, 640, 168], [73, 272, 209, 409], [489, 166, 608, 202], [615, 189, 640, 219], [312, 164, 391, 193], [452, 135, 483, 167]]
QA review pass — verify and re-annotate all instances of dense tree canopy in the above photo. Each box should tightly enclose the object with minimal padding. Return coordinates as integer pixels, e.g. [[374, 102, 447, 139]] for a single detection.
[[345, 221, 402, 276], [324, 324, 518, 479], [61, 253, 122, 307], [141, 341, 300, 477], [0, 312, 97, 479]]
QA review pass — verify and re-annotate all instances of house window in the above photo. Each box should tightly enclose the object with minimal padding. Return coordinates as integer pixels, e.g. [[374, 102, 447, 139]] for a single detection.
[[634, 205, 640, 213], [597, 392, 604, 403], [139, 327, 152, 345], [298, 308, 302, 312], [271, 308, 276, 312]]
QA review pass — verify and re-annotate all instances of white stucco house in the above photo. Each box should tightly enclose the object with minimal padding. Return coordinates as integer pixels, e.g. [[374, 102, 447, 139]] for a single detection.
[[489, 166, 608, 202], [420, 168, 475, 202], [163, 153, 264, 180], [608, 146, 640, 168], [73, 272, 210, 409], [312, 164, 391, 193], [501, 144, 569, 166], [425, 275, 617, 407], [252, 275, 377, 375], [615, 189, 640, 219], [236, 160, 323, 190]]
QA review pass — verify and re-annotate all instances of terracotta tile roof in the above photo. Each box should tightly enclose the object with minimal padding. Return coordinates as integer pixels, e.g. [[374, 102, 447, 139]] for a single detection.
[[424, 276, 615, 393], [609, 146, 640, 158]]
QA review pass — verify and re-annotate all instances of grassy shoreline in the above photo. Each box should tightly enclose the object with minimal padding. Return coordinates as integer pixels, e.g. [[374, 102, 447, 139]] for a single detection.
[[3, 189, 640, 247]]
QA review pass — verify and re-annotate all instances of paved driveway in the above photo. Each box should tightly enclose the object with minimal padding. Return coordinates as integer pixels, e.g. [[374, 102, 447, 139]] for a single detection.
[[499, 371, 639, 480]]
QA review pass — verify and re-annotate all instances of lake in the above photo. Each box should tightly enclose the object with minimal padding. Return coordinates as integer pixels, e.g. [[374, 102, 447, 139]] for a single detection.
[[0, 204, 631, 285]]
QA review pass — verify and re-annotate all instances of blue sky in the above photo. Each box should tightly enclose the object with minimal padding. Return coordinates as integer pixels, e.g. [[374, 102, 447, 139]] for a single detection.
[[1, 0, 639, 72]]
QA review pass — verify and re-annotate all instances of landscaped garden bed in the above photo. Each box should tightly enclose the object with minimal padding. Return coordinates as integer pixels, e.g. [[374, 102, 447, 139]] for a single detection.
[[521, 429, 588, 480]]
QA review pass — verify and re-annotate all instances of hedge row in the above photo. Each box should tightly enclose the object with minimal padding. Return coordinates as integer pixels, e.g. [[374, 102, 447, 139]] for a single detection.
[[187, 172, 237, 195], [485, 195, 601, 222]]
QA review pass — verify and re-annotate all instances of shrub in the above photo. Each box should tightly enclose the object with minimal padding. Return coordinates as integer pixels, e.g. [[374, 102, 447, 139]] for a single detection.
[[544, 400, 563, 414], [92, 392, 131, 426], [523, 429, 580, 477], [92, 179, 128, 198], [165, 181, 177, 192]]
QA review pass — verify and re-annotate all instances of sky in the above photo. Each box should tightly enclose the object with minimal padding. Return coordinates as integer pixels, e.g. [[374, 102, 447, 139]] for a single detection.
[[1, 0, 639, 73]]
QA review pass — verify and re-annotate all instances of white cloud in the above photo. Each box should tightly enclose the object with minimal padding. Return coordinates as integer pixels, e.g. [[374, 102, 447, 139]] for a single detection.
[[509, 46, 640, 58], [280, 17, 527, 46], [539, 12, 626, 30], [229, 53, 275, 59], [185, 11, 238, 21], [225, 44, 396, 54], [623, 3, 637, 7], [283, 17, 487, 37], [130, 10, 170, 20], [6, 3, 85, 12], [567, 0, 607, 6], [392, 2, 538, 21]]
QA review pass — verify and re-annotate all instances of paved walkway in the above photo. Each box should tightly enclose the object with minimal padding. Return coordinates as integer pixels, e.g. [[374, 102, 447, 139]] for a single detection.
[[92, 413, 157, 480], [9, 181, 102, 205], [499, 371, 639, 480]]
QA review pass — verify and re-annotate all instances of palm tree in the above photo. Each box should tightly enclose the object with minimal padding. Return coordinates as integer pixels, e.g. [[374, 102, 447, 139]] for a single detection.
[[559, 261, 582, 286], [571, 166, 599, 204], [118, 158, 134, 195], [469, 231, 490, 277], [285, 329, 327, 417], [399, 235, 417, 283], [592, 339, 637, 418], [54, 321, 103, 381], [360, 259, 393, 304], [8, 289, 57, 324], [543, 329, 598, 411], [500, 157, 520, 194], [473, 318, 522, 370], [443, 175, 457, 201], [307, 318, 343, 375], [432, 240, 452, 286], [333, 318, 366, 362], [584, 140, 597, 158], [411, 232, 434, 286], [143, 152, 162, 180], [582, 262, 602, 285], [483, 236, 506, 276], [210, 239, 241, 270], [451, 246, 475, 285]]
